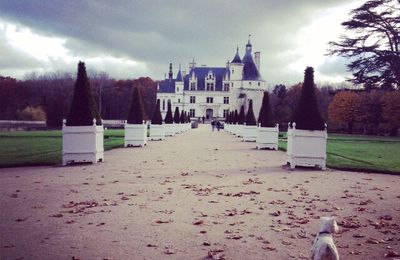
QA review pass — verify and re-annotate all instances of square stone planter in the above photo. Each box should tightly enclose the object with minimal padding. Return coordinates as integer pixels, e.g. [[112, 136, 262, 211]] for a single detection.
[[242, 124, 258, 142], [165, 123, 175, 136], [150, 124, 165, 141], [62, 119, 104, 166], [256, 124, 279, 150], [124, 122, 147, 147], [236, 124, 244, 138], [286, 123, 327, 170]]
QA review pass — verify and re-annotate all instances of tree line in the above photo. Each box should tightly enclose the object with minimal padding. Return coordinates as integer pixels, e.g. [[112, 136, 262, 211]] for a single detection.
[[0, 73, 157, 127]]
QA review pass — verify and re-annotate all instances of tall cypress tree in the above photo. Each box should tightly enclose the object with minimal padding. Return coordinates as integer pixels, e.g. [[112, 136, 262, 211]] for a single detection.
[[127, 87, 146, 124], [67, 61, 101, 126], [180, 110, 185, 123], [164, 101, 173, 123], [258, 92, 275, 127], [151, 99, 163, 125], [245, 100, 257, 125], [234, 110, 238, 124], [292, 67, 325, 130], [238, 105, 245, 125], [173, 107, 180, 123]]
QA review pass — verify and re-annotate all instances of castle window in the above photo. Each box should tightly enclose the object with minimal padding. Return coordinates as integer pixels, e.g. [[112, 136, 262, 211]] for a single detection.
[[223, 83, 230, 91], [190, 96, 196, 103], [258, 82, 260, 86], [206, 97, 213, 103], [189, 109, 195, 117], [178, 99, 180, 103], [223, 109, 229, 118], [177, 87, 179, 92], [232, 69, 234, 74], [162, 100, 165, 110], [190, 82, 196, 90], [206, 83, 214, 91], [223, 97, 229, 104], [249, 82, 252, 85]]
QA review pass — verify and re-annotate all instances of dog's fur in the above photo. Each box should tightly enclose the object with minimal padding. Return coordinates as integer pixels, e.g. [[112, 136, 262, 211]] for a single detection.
[[311, 217, 340, 260]]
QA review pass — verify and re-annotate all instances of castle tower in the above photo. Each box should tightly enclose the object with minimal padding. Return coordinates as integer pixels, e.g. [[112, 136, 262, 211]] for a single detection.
[[229, 46, 244, 81]]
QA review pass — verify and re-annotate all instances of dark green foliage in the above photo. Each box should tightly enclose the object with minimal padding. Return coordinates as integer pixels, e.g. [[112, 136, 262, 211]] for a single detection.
[[180, 110, 185, 123], [258, 92, 275, 127], [185, 111, 190, 123], [164, 102, 173, 123], [127, 87, 146, 124], [173, 106, 180, 123], [292, 67, 325, 130], [238, 105, 245, 125], [66, 61, 101, 126], [234, 110, 238, 124], [245, 100, 257, 125], [151, 99, 163, 125]]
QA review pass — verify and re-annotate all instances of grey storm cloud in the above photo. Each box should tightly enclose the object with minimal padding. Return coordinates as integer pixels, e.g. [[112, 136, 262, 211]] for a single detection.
[[0, 0, 354, 82]]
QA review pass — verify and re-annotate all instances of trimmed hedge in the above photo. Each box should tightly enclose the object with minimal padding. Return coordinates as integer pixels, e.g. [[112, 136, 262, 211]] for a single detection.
[[66, 61, 102, 126], [238, 105, 245, 125], [173, 106, 180, 123], [245, 99, 257, 125], [127, 87, 146, 124], [234, 110, 238, 124], [180, 110, 185, 123], [164, 102, 173, 123], [151, 99, 163, 125], [292, 67, 325, 130], [258, 91, 275, 127]]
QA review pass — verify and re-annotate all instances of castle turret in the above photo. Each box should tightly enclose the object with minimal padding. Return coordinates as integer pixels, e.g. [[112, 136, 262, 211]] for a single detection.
[[229, 46, 244, 81]]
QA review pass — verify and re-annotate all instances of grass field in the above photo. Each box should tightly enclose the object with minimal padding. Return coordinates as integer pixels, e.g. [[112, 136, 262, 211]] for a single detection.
[[278, 134, 400, 174], [1, 130, 399, 173], [0, 130, 124, 168]]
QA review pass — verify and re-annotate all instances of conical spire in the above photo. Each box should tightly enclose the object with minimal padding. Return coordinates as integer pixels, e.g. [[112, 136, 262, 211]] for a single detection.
[[176, 63, 183, 81], [231, 46, 242, 63]]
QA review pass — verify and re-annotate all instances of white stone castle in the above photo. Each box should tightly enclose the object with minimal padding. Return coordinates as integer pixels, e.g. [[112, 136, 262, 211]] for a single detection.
[[157, 37, 267, 121]]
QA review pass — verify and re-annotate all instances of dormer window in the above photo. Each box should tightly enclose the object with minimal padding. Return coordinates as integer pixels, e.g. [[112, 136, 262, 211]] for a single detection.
[[206, 83, 214, 91], [190, 82, 196, 90]]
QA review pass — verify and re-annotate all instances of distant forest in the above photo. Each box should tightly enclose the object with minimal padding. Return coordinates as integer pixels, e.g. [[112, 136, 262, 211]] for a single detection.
[[0, 73, 398, 135]]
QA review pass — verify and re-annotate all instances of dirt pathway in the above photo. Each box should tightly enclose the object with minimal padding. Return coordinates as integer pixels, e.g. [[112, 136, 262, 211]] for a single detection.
[[1, 125, 399, 259]]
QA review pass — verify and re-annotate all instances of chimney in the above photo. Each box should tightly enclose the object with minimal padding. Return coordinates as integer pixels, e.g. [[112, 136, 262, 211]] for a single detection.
[[254, 52, 260, 72]]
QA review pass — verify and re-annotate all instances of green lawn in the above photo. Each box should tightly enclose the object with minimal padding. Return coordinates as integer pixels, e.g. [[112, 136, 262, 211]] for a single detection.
[[1, 131, 399, 173], [0, 130, 124, 167], [279, 134, 400, 174]]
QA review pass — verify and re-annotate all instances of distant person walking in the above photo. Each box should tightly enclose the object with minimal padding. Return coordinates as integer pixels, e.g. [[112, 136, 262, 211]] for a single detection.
[[216, 120, 221, 131], [211, 120, 216, 131], [202, 116, 205, 124]]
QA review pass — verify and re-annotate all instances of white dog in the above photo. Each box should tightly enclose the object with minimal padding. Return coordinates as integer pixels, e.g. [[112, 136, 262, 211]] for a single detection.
[[311, 217, 340, 260]]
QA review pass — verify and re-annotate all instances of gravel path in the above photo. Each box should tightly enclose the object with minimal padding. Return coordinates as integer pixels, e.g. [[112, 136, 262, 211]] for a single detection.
[[1, 125, 399, 260]]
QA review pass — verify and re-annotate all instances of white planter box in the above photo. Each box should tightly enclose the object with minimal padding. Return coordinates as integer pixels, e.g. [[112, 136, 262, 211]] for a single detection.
[[242, 124, 258, 142], [165, 123, 175, 136], [62, 119, 104, 166], [150, 124, 165, 141], [124, 123, 147, 147], [286, 123, 327, 170], [236, 124, 244, 137], [256, 124, 279, 150]]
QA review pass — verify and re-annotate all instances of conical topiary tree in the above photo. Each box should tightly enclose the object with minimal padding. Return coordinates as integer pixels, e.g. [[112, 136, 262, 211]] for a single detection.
[[292, 67, 325, 130], [67, 61, 101, 126], [185, 111, 190, 123], [258, 92, 275, 127], [173, 107, 180, 123], [151, 99, 163, 125], [245, 99, 257, 125], [127, 87, 146, 124], [164, 101, 173, 123], [180, 110, 185, 123], [238, 105, 245, 125], [234, 110, 238, 124]]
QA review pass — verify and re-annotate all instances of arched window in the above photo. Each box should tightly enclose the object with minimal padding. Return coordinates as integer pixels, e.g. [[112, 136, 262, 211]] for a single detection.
[[162, 99, 165, 110]]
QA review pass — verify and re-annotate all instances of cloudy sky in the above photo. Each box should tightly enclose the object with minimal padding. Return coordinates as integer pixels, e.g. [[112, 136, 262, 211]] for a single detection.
[[0, 0, 364, 85]]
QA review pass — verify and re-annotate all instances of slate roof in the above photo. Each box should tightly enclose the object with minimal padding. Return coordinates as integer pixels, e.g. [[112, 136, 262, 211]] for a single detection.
[[158, 79, 176, 93], [176, 70, 183, 81], [242, 50, 261, 80], [231, 48, 242, 63], [184, 67, 228, 91]]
